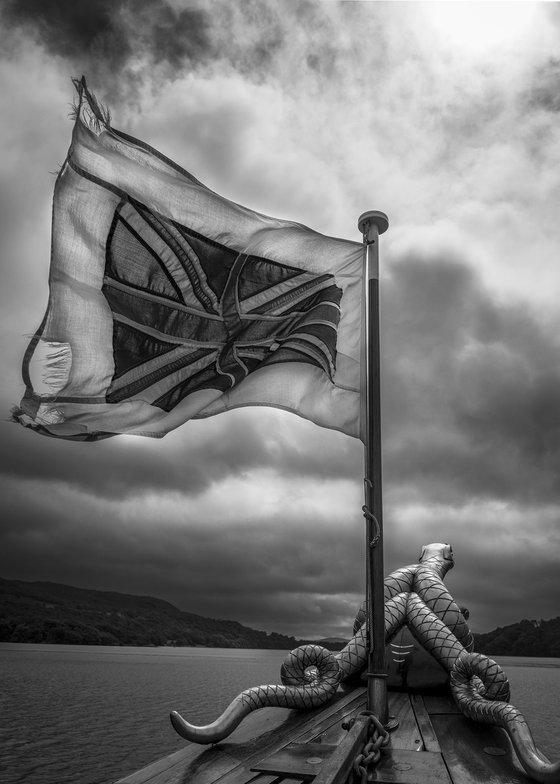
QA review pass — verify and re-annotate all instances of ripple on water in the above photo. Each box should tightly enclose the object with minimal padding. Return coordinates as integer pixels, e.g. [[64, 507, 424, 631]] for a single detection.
[[1, 645, 559, 783], [0, 645, 288, 784]]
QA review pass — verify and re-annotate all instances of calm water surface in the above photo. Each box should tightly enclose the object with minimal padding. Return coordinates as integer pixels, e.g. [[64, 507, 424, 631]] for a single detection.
[[0, 644, 558, 784]]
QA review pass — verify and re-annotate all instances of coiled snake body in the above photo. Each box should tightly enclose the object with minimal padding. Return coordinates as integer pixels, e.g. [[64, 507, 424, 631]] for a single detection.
[[170, 543, 559, 782]]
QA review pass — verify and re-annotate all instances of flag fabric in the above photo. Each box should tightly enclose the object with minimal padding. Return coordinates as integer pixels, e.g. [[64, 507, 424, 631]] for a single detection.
[[13, 78, 366, 441]]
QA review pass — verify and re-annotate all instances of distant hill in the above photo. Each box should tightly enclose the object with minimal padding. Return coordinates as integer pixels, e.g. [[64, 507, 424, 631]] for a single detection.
[[2, 576, 556, 656], [0, 577, 331, 649], [474, 617, 560, 658]]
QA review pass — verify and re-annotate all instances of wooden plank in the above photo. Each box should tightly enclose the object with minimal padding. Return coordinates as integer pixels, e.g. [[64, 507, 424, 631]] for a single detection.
[[422, 691, 461, 715], [247, 776, 303, 784], [386, 692, 423, 751], [283, 688, 366, 746], [276, 779, 306, 784], [113, 744, 238, 784], [307, 710, 363, 747], [369, 748, 452, 784], [278, 779, 306, 784], [247, 777, 300, 784], [299, 689, 367, 746], [276, 778, 302, 784], [251, 743, 337, 780], [431, 714, 533, 784], [410, 694, 441, 753], [312, 715, 370, 784]]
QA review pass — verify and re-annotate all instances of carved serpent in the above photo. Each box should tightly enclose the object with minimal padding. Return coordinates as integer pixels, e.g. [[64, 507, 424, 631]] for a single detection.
[[170, 543, 560, 782]]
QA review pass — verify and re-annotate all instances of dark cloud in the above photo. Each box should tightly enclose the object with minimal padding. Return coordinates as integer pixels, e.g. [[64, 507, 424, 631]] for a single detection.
[[380, 503, 560, 634], [226, 2, 286, 76], [440, 530, 560, 633], [3, 0, 130, 61], [526, 58, 560, 113], [0, 475, 364, 637], [0, 0, 333, 99], [381, 252, 560, 506], [0, 416, 262, 499], [0, 407, 361, 500], [1, 0, 212, 99], [3, 468, 557, 637], [208, 0, 341, 82]]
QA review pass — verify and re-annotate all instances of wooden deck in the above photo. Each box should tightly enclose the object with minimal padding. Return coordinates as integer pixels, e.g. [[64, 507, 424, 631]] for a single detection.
[[115, 687, 534, 784]]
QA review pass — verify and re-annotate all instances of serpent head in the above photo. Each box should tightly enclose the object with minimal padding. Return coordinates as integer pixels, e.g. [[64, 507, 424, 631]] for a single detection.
[[419, 542, 454, 578]]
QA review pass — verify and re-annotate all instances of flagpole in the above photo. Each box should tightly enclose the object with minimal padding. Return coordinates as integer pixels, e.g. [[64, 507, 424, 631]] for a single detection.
[[358, 210, 389, 724]]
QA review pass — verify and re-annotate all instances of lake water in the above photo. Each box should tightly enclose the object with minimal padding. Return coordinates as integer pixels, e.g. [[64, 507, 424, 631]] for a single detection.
[[0, 644, 558, 784]]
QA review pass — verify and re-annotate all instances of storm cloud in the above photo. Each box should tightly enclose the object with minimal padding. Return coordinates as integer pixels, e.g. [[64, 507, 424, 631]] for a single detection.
[[382, 253, 560, 507], [2, 0, 212, 99]]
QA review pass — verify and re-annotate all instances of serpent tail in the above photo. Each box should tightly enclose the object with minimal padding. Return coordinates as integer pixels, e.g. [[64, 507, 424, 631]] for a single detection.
[[170, 644, 340, 744], [451, 650, 560, 783]]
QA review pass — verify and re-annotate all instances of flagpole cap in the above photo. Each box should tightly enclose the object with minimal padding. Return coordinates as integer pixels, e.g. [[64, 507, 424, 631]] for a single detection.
[[358, 211, 389, 240]]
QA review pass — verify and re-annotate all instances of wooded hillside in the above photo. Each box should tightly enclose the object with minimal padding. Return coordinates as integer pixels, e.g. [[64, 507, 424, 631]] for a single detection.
[[474, 617, 560, 657], [2, 577, 557, 655], [0, 577, 313, 648]]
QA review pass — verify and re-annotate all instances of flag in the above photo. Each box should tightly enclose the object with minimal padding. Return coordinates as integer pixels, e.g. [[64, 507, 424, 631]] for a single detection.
[[13, 78, 366, 441]]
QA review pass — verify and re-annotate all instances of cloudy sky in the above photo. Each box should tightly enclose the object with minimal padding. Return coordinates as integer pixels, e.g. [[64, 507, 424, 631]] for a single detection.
[[1, 0, 559, 640]]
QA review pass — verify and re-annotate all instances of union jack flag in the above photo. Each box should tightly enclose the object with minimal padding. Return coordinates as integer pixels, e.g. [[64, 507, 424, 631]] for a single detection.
[[14, 79, 365, 441], [104, 198, 342, 413]]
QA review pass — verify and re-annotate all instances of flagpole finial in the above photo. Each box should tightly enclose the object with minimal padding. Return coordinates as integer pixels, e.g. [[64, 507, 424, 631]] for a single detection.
[[358, 211, 389, 242]]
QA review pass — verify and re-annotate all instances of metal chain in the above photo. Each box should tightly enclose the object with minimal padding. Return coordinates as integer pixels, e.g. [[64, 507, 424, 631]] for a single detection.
[[349, 711, 390, 784]]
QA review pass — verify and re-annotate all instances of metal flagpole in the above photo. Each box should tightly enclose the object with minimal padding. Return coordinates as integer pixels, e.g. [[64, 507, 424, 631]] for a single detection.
[[358, 210, 391, 725]]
